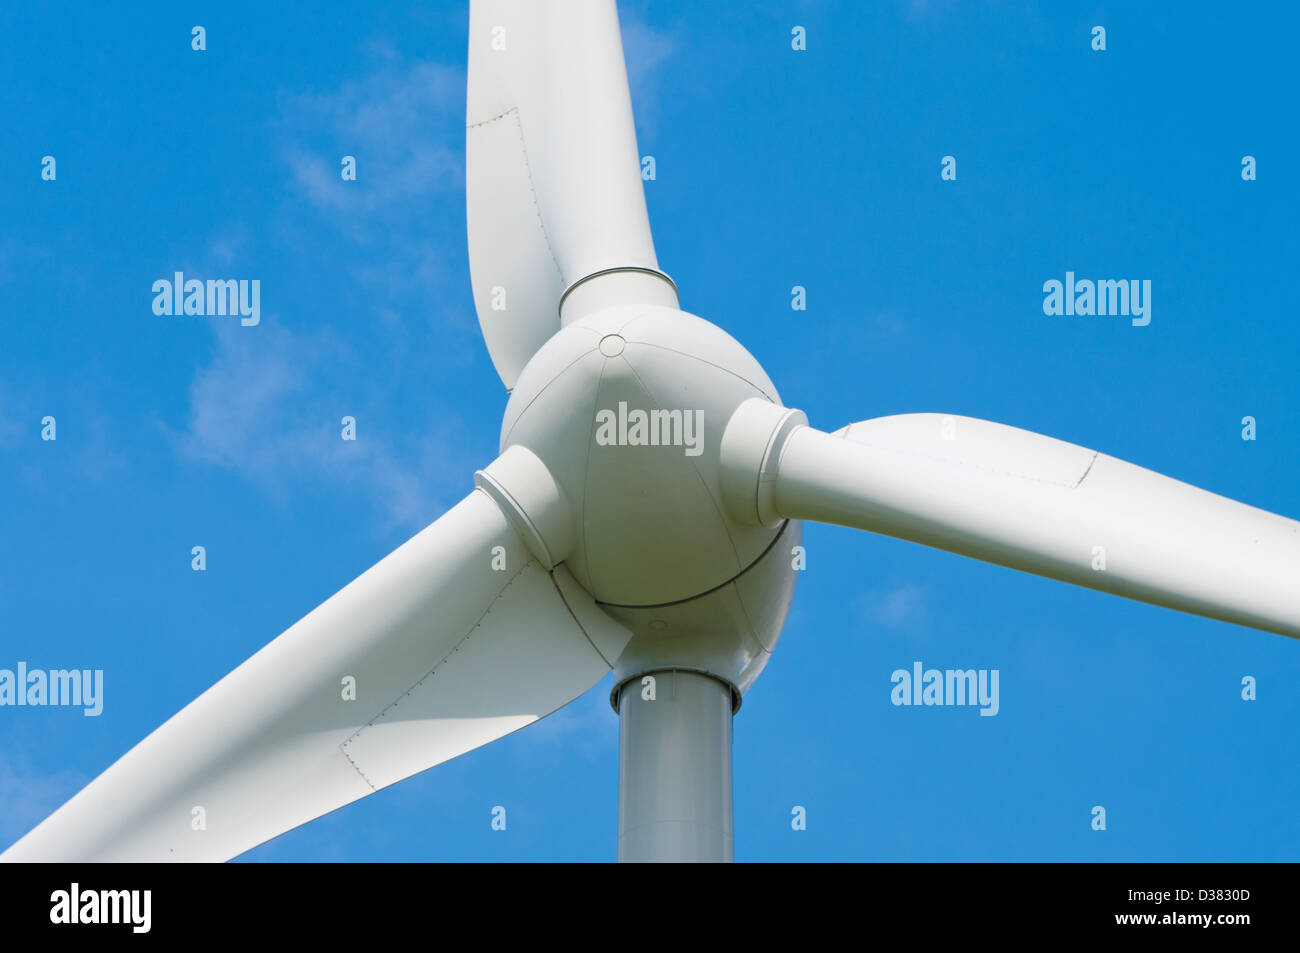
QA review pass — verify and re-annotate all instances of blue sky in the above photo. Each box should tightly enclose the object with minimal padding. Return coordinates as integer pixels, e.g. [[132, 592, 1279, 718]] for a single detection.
[[2, 0, 1298, 861]]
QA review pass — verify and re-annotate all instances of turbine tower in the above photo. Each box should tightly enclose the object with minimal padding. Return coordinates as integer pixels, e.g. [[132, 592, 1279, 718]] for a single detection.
[[5, 0, 1297, 864]]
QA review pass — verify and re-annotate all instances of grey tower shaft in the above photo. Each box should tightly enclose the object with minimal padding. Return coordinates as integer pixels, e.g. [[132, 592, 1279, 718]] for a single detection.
[[616, 669, 735, 862]]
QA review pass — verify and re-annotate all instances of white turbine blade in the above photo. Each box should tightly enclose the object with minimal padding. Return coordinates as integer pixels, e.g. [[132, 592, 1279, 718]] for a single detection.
[[766, 412, 1300, 638], [2, 489, 631, 862], [466, 0, 673, 389]]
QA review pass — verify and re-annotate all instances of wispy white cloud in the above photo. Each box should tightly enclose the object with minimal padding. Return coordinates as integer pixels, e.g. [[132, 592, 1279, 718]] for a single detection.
[[272, 50, 472, 341], [75, 413, 129, 485], [899, 0, 967, 23], [619, 11, 683, 135], [0, 381, 127, 484], [0, 384, 26, 449], [524, 675, 618, 763], [0, 757, 87, 849], [175, 321, 465, 532], [0, 239, 55, 292], [858, 311, 908, 343], [863, 582, 929, 628], [166, 48, 486, 532], [205, 229, 252, 269], [276, 58, 463, 226]]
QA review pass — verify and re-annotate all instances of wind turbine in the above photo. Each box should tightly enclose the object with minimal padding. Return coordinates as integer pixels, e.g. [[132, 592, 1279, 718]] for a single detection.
[[5, 0, 1298, 864]]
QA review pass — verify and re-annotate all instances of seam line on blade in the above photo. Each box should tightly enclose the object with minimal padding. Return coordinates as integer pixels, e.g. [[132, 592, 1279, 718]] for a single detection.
[[548, 572, 616, 668], [340, 741, 377, 791], [1075, 451, 1100, 488], [500, 105, 564, 284], [466, 108, 514, 130], [337, 555, 535, 788]]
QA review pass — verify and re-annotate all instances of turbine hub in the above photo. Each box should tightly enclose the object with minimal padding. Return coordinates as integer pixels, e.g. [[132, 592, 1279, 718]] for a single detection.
[[502, 305, 785, 607]]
